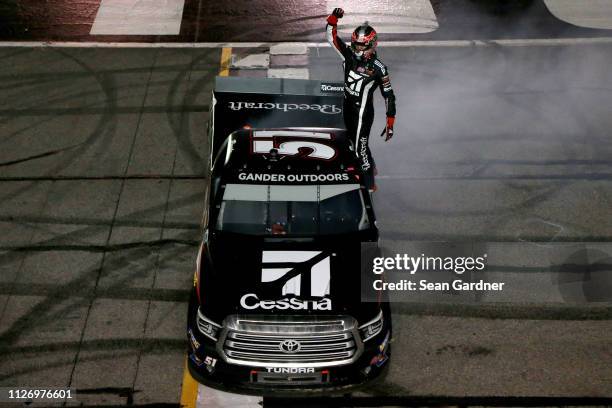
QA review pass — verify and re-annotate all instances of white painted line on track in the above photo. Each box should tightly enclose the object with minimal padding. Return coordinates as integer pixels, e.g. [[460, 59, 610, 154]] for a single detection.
[[269, 43, 309, 55], [3, 37, 612, 48], [328, 0, 438, 34], [268, 67, 310, 79], [231, 53, 270, 69], [91, 0, 185, 35], [544, 0, 612, 29], [197, 384, 262, 408]]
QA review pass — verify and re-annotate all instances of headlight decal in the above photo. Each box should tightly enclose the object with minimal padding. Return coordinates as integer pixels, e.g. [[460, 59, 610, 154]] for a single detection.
[[197, 308, 222, 341], [359, 310, 384, 342]]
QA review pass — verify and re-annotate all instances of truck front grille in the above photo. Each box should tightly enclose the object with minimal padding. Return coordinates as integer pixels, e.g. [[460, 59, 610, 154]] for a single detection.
[[218, 316, 362, 368]]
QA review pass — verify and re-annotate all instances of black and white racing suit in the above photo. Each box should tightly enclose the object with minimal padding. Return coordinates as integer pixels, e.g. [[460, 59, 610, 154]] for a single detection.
[[326, 22, 396, 185]]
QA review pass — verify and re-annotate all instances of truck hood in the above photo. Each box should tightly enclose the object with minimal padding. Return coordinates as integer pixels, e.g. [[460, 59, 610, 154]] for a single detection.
[[197, 231, 380, 324]]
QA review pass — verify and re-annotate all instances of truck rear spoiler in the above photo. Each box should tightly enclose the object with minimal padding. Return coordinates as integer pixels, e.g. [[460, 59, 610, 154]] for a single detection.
[[210, 77, 345, 160], [214, 76, 344, 97]]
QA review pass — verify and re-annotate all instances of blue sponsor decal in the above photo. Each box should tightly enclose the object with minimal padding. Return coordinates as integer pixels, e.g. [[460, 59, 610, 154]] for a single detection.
[[190, 352, 204, 367]]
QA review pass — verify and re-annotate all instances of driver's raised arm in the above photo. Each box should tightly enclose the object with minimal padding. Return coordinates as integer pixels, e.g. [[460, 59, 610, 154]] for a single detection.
[[326, 8, 351, 61]]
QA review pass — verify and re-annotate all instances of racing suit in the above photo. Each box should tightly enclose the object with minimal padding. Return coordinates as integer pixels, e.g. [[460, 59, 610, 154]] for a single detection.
[[326, 16, 396, 188]]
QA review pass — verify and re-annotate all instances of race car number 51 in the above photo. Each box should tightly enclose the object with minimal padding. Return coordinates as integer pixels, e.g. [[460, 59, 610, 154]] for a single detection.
[[252, 131, 337, 161]]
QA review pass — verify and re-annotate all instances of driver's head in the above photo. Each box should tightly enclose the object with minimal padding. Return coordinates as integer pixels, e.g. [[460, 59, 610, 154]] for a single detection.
[[351, 24, 377, 61]]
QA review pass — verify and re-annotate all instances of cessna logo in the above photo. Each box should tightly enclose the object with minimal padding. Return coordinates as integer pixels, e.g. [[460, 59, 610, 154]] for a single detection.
[[228, 101, 341, 115], [320, 83, 343, 93], [346, 70, 366, 96], [265, 367, 315, 374], [240, 251, 332, 311]]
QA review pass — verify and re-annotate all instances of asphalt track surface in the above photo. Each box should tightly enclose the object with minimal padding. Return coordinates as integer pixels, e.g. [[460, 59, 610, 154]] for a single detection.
[[1, 1, 612, 407]]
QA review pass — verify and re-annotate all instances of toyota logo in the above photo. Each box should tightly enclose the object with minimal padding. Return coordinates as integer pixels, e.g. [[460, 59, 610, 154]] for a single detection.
[[279, 339, 301, 354]]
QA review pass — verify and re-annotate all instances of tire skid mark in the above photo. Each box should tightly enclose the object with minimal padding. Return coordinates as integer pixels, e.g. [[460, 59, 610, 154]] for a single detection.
[[0, 191, 203, 267], [62, 47, 161, 393], [0, 175, 206, 181], [165, 49, 218, 176], [0, 345, 182, 386], [0, 143, 82, 167], [0, 63, 194, 82], [380, 231, 612, 242], [379, 181, 567, 217], [0, 235, 192, 382], [0, 282, 189, 303], [3, 338, 185, 358], [0, 239, 197, 253], [0, 214, 198, 230], [0, 47, 118, 205], [0, 104, 208, 116], [132, 96, 184, 395], [380, 173, 612, 180]]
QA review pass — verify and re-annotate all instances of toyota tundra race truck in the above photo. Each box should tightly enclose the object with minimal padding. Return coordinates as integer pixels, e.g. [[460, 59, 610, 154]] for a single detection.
[[187, 77, 391, 393]]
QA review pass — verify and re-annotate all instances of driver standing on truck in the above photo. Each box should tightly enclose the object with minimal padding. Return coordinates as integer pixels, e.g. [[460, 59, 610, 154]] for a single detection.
[[326, 7, 396, 191]]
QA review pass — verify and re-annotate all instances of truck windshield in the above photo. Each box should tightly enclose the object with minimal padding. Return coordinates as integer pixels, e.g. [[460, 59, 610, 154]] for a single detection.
[[215, 184, 370, 235]]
